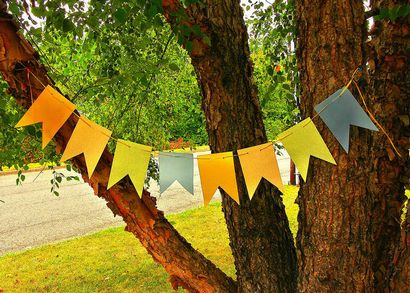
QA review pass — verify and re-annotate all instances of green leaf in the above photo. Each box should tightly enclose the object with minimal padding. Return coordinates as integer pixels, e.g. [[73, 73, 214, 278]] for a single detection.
[[62, 19, 75, 32], [169, 63, 180, 71], [8, 2, 20, 15], [267, 66, 274, 76], [202, 35, 211, 46], [185, 41, 193, 53], [31, 6, 47, 18], [282, 83, 291, 90], [53, 191, 60, 196], [113, 8, 128, 24], [398, 4, 410, 18]]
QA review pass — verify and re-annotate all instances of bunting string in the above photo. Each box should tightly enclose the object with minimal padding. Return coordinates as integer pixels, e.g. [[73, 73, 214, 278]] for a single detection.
[[26, 69, 277, 159], [24, 67, 401, 159], [310, 67, 360, 122], [14, 64, 404, 204], [352, 80, 402, 158]]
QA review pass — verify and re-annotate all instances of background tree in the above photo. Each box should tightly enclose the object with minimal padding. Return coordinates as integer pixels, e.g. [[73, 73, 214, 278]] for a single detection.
[[0, 0, 409, 292]]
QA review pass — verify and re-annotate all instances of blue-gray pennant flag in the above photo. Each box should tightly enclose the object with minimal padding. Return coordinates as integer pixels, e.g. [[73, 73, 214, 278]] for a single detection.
[[314, 88, 378, 153], [159, 152, 194, 195]]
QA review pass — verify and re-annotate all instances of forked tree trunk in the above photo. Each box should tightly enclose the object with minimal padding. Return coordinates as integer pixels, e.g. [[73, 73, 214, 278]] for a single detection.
[[0, 6, 235, 293], [163, 1, 297, 292], [2, 0, 407, 292], [296, 0, 408, 292], [1, 0, 298, 291]]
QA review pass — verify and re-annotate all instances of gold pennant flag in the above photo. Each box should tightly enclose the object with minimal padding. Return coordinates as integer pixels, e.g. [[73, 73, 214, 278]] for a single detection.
[[61, 117, 111, 177], [197, 152, 239, 206], [238, 142, 283, 199], [15, 85, 76, 149], [277, 118, 336, 181], [108, 139, 152, 197]]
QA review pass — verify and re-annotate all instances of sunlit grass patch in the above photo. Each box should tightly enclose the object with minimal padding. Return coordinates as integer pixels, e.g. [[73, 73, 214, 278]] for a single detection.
[[0, 186, 299, 292]]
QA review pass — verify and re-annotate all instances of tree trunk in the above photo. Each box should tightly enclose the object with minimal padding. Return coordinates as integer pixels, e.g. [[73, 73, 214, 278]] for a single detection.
[[0, 8, 236, 293], [162, 1, 297, 292], [368, 0, 410, 290], [296, 0, 408, 292]]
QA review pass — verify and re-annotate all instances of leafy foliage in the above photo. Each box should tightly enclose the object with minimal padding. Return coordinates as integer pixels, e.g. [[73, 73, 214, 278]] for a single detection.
[[374, 4, 410, 22], [1, 0, 299, 192], [245, 0, 299, 139]]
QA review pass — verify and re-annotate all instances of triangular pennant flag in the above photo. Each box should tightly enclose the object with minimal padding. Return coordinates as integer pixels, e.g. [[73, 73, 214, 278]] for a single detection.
[[108, 140, 152, 197], [15, 85, 76, 149], [314, 88, 378, 152], [238, 142, 283, 199], [277, 118, 336, 181], [159, 152, 194, 195], [197, 152, 239, 206], [61, 117, 111, 177]]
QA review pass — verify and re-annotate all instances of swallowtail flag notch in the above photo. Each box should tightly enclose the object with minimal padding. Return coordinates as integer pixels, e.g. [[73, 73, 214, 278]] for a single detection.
[[107, 140, 152, 197], [60, 117, 111, 178], [15, 86, 76, 149], [314, 88, 378, 153], [277, 118, 336, 181], [159, 152, 194, 195], [197, 152, 239, 206], [238, 142, 283, 199]]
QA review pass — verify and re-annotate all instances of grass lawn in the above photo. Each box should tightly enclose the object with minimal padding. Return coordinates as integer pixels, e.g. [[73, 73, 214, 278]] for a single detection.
[[0, 186, 299, 292]]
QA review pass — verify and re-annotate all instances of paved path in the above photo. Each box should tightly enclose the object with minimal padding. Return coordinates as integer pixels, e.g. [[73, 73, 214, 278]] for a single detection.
[[0, 152, 290, 255]]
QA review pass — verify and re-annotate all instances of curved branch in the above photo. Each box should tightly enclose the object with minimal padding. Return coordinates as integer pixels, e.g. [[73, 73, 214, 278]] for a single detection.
[[0, 8, 236, 293]]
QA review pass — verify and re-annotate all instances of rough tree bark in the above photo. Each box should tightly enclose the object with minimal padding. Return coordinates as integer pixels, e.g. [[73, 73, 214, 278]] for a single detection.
[[368, 0, 410, 290], [0, 5, 236, 293], [2, 0, 407, 292], [296, 0, 409, 292], [163, 1, 297, 292]]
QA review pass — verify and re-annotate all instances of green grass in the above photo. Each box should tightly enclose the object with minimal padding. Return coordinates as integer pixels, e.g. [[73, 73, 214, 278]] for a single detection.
[[1, 162, 62, 172], [0, 186, 299, 292]]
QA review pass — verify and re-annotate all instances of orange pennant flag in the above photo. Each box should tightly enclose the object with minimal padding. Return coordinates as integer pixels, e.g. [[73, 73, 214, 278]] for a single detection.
[[60, 117, 111, 177], [15, 85, 76, 149], [197, 152, 239, 206], [238, 142, 283, 199]]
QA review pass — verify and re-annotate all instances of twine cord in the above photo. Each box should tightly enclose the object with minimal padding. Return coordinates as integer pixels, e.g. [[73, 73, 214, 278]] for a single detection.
[[19, 66, 401, 161]]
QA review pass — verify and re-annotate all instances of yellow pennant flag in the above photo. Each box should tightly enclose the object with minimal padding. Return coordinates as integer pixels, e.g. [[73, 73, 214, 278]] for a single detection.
[[277, 118, 336, 181], [238, 142, 283, 199], [61, 117, 111, 177], [15, 85, 76, 149], [197, 152, 239, 206], [108, 140, 152, 197]]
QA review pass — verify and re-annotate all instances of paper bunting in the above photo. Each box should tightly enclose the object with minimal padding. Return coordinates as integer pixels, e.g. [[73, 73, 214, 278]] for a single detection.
[[108, 140, 152, 196], [60, 117, 111, 177], [15, 85, 76, 149], [197, 152, 239, 206], [159, 152, 194, 195], [277, 118, 336, 181], [238, 142, 283, 199], [314, 88, 378, 153]]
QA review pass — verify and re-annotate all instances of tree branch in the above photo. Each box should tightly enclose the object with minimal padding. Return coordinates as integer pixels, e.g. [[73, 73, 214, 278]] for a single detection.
[[0, 7, 236, 293]]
